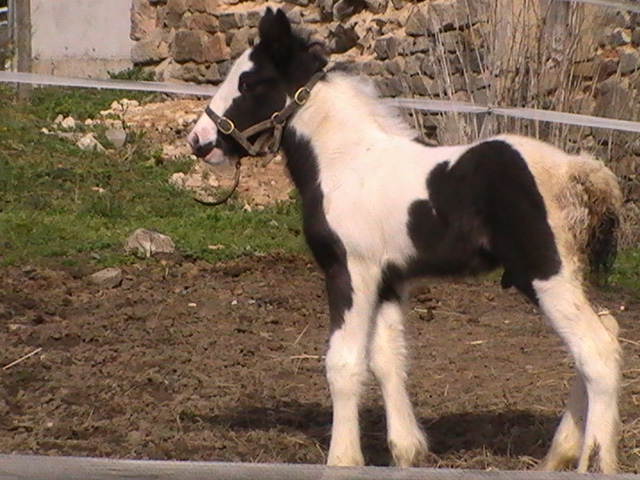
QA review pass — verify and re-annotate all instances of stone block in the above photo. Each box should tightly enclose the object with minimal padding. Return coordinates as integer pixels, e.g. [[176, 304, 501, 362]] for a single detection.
[[302, 9, 322, 23], [459, 48, 485, 73], [405, 6, 428, 36], [374, 35, 399, 60], [385, 57, 406, 76], [438, 30, 463, 53], [361, 60, 386, 76], [230, 27, 254, 58], [605, 27, 632, 47], [131, 0, 158, 41], [286, 9, 304, 24], [188, 0, 219, 14], [419, 56, 438, 77], [572, 59, 598, 79], [409, 36, 433, 54], [619, 45, 640, 74], [596, 48, 621, 80], [132, 30, 170, 64], [172, 30, 230, 63], [89, 268, 123, 289], [124, 229, 176, 257], [218, 12, 247, 32], [375, 76, 406, 97], [365, 0, 388, 14], [165, 0, 188, 28], [330, 24, 359, 54], [246, 10, 263, 27], [594, 76, 635, 121], [429, 0, 486, 32], [182, 13, 219, 32], [404, 54, 424, 75], [333, 0, 366, 21], [204, 63, 222, 83], [409, 75, 435, 96]]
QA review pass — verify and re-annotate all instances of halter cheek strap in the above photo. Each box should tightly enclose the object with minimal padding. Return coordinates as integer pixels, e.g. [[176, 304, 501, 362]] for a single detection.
[[204, 71, 326, 156]]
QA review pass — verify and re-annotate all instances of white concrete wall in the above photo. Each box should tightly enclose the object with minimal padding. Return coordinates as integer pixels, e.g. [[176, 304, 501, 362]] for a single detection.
[[31, 0, 135, 77]]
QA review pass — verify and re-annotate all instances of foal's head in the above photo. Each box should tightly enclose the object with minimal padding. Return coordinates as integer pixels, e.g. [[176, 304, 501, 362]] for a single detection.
[[187, 8, 327, 165]]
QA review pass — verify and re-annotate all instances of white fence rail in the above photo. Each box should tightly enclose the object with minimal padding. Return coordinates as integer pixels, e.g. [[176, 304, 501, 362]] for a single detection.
[[1, 455, 639, 480], [559, 0, 640, 13], [2, 71, 640, 135]]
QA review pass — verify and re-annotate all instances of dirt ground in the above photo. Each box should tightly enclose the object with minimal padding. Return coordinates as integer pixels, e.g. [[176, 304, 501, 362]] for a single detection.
[[3, 97, 639, 472], [1, 253, 640, 472]]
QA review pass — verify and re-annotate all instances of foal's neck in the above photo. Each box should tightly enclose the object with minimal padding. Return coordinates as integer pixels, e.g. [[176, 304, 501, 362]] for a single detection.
[[281, 73, 415, 196]]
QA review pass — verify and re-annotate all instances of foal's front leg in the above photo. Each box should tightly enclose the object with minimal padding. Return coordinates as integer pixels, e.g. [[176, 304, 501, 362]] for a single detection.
[[370, 297, 428, 467], [325, 260, 379, 467]]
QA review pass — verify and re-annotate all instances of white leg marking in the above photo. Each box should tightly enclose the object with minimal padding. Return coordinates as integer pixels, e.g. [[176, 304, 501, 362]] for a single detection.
[[538, 373, 586, 471], [534, 274, 621, 474], [369, 300, 428, 467], [326, 261, 380, 467]]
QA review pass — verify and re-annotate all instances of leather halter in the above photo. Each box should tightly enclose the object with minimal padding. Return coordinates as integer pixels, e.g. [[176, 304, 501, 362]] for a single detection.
[[204, 71, 326, 156]]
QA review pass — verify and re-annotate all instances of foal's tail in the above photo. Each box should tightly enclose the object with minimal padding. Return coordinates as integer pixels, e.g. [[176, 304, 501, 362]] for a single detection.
[[563, 154, 623, 283]]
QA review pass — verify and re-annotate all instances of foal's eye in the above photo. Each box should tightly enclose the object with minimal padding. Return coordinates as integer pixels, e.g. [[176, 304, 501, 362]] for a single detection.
[[239, 79, 253, 94]]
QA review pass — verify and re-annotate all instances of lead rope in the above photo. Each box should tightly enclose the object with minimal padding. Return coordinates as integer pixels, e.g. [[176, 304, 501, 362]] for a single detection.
[[192, 159, 242, 206]]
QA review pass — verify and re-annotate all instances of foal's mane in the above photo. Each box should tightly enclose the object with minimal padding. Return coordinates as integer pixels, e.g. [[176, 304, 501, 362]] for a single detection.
[[324, 70, 417, 139], [287, 22, 416, 140]]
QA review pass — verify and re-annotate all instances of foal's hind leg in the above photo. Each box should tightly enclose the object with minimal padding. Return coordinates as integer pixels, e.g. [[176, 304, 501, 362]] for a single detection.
[[539, 310, 620, 472], [369, 298, 428, 467], [538, 373, 587, 471], [534, 274, 621, 474]]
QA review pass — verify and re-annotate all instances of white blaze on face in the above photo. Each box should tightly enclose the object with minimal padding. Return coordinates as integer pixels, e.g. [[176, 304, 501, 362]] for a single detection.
[[187, 49, 255, 164]]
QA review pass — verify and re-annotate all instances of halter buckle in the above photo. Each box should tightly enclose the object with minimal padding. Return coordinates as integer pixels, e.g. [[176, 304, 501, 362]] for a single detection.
[[217, 117, 235, 135], [271, 111, 284, 124], [294, 87, 311, 106]]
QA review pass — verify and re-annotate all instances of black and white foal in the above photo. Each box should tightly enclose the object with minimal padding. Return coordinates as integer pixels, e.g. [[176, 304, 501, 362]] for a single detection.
[[187, 9, 623, 473]]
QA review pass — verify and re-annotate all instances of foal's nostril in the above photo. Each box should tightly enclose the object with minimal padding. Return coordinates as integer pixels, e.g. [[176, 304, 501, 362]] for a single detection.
[[188, 132, 199, 148], [192, 140, 216, 159]]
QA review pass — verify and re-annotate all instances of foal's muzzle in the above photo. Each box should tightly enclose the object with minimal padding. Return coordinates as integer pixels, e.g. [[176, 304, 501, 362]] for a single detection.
[[191, 138, 216, 159]]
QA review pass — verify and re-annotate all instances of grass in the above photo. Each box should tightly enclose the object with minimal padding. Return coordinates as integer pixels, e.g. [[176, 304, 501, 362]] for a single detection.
[[0, 85, 305, 268], [0, 84, 638, 294], [609, 248, 640, 293]]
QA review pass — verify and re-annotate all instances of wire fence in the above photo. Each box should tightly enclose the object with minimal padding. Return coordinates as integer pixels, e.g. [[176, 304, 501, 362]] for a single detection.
[[3, 71, 640, 135]]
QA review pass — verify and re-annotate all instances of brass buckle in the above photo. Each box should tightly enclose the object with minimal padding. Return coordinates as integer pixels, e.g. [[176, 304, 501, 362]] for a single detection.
[[294, 87, 311, 105], [271, 111, 284, 124], [217, 117, 235, 135]]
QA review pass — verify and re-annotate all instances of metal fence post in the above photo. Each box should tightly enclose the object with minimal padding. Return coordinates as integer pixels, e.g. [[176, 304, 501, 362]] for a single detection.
[[15, 0, 31, 100]]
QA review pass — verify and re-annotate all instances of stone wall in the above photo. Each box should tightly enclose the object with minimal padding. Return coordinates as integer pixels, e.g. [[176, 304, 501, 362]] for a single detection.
[[130, 1, 640, 120]]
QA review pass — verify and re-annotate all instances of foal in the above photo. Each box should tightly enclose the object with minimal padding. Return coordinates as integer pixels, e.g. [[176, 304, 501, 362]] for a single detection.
[[187, 8, 623, 473]]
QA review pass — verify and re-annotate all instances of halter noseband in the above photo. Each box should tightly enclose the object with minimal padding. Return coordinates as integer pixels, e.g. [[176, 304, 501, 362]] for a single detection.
[[204, 71, 326, 156]]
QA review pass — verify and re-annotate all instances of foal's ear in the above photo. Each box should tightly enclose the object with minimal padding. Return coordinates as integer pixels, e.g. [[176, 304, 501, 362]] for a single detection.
[[259, 8, 294, 65]]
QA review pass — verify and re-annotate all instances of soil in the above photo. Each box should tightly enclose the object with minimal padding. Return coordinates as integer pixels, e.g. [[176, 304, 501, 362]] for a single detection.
[[1, 253, 640, 472]]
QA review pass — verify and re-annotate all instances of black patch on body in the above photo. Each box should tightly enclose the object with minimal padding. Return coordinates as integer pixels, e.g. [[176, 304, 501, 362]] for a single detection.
[[406, 140, 561, 302], [282, 129, 352, 332]]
